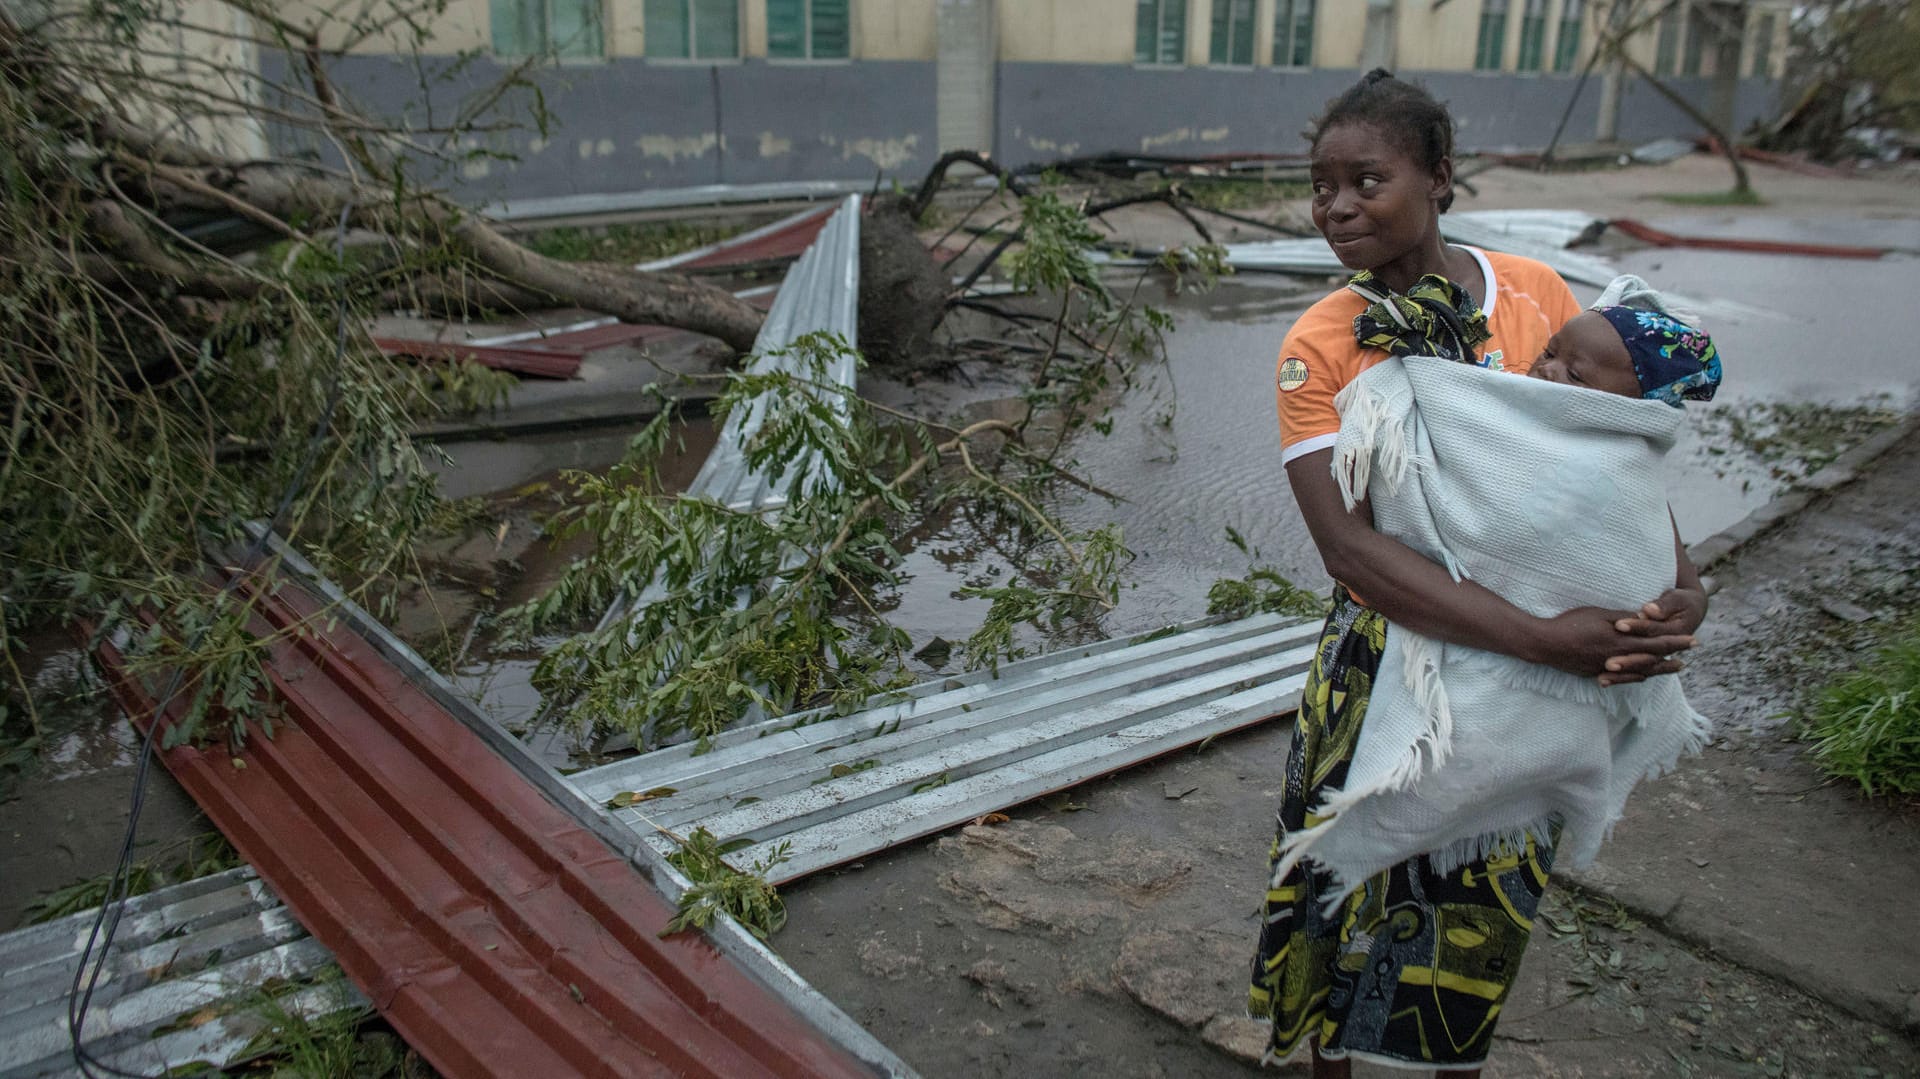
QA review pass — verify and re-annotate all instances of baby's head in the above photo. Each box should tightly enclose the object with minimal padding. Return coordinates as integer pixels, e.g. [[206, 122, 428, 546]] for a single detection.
[[1530, 306, 1722, 406]]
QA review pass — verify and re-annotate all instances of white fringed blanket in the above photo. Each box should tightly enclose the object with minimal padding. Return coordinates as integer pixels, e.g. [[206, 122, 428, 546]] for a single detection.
[[1274, 354, 1710, 908]]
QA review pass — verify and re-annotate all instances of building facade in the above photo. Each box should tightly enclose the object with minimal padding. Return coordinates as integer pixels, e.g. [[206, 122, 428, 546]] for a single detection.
[[277, 0, 1793, 203]]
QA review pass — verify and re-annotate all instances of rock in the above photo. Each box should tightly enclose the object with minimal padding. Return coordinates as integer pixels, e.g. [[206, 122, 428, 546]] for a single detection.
[[1819, 598, 1876, 623], [1200, 1015, 1277, 1066]]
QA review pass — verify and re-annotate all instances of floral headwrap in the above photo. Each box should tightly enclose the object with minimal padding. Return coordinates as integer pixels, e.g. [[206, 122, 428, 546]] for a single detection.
[[1594, 306, 1723, 406], [1347, 271, 1491, 366]]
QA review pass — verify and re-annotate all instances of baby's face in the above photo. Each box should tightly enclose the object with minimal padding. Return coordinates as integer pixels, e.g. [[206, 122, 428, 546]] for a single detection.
[[1529, 312, 1641, 397]]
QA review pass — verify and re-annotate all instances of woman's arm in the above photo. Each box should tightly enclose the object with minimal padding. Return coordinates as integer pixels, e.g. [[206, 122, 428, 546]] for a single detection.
[[1288, 448, 1698, 678]]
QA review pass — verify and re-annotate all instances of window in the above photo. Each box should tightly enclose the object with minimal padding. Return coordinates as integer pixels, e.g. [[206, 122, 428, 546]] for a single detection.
[[1552, 0, 1583, 73], [645, 0, 739, 59], [1209, 0, 1255, 66], [491, 0, 603, 58], [1135, 0, 1187, 64], [1682, 3, 1708, 75], [1749, 11, 1774, 77], [1273, 0, 1314, 66], [768, 0, 848, 59], [1475, 0, 1509, 70], [1654, 4, 1679, 75], [1516, 0, 1548, 70]]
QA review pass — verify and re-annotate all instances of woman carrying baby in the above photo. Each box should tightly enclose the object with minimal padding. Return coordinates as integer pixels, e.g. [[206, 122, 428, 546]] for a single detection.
[[1249, 70, 1709, 1076]]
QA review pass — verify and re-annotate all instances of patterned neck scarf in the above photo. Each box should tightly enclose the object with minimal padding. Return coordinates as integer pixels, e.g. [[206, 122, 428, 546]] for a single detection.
[[1347, 271, 1491, 366], [1595, 306, 1723, 406]]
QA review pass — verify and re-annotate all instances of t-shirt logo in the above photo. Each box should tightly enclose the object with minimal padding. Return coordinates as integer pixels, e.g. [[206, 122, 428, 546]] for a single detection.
[[1480, 348, 1505, 371], [1277, 357, 1310, 393]]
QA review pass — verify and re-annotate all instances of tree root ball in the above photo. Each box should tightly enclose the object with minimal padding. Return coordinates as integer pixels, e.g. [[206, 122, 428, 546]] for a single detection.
[[858, 195, 954, 373]]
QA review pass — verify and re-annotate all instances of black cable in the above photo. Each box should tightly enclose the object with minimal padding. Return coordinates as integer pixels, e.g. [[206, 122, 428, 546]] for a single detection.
[[66, 199, 358, 1078]]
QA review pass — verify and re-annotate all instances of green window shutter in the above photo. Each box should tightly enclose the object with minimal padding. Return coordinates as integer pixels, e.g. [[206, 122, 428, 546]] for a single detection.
[[1136, 0, 1157, 63], [1682, 7, 1706, 76], [1553, 0, 1582, 72], [552, 0, 603, 58], [693, 0, 739, 58], [1750, 13, 1773, 76], [1210, 0, 1251, 64], [1654, 9, 1678, 74], [492, 0, 546, 57], [1518, 15, 1545, 69], [812, 0, 850, 58], [768, 0, 805, 57], [1476, 14, 1506, 69], [1292, 0, 1313, 66], [1160, 0, 1186, 63], [645, 0, 690, 57]]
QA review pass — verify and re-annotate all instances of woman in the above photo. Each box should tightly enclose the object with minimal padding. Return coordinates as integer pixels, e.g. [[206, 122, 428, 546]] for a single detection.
[[1249, 70, 1708, 1076]]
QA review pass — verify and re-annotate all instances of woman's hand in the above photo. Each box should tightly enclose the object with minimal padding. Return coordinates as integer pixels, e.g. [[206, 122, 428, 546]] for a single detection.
[[1596, 587, 1709, 686], [1525, 605, 1698, 685]]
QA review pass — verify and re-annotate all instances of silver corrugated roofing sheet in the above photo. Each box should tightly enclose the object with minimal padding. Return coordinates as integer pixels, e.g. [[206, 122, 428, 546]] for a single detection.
[[569, 612, 1319, 883], [1215, 210, 1618, 287], [0, 868, 357, 1079], [486, 180, 872, 223], [686, 193, 862, 513]]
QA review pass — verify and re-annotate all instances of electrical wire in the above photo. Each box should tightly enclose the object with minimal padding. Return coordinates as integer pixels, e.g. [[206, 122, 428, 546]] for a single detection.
[[65, 199, 358, 1078]]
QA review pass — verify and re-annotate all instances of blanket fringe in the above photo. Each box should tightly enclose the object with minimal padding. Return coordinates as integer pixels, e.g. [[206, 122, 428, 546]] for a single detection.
[[1425, 817, 1558, 877], [1331, 379, 1408, 512]]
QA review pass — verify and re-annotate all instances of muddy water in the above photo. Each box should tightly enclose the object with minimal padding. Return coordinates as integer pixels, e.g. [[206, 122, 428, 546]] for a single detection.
[[1603, 244, 1920, 543], [1049, 237, 1920, 638], [449, 235, 1920, 751]]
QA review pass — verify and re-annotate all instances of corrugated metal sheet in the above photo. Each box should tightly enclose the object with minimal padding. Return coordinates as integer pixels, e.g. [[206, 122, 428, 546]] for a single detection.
[[487, 181, 873, 224], [372, 336, 584, 379], [1610, 218, 1885, 260], [684, 193, 862, 513], [1194, 210, 1621, 287], [569, 612, 1320, 884], [635, 205, 835, 273], [91, 557, 905, 1079], [0, 868, 357, 1079]]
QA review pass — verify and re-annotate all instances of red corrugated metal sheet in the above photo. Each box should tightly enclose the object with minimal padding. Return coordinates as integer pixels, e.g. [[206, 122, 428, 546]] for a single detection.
[[519, 320, 678, 353], [645, 207, 835, 273], [95, 568, 883, 1079], [1610, 218, 1885, 260], [374, 337, 585, 379]]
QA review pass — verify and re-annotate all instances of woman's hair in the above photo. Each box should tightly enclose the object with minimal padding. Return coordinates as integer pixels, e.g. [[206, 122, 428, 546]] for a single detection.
[[1310, 68, 1457, 212]]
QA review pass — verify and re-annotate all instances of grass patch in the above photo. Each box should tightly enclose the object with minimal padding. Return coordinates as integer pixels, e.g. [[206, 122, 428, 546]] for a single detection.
[[1803, 618, 1920, 796], [518, 219, 753, 264], [1656, 187, 1766, 206]]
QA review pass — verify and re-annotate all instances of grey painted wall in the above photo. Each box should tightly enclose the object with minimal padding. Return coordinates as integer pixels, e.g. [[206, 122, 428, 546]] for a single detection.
[[267, 53, 1777, 203], [995, 64, 1359, 168], [265, 54, 936, 200], [997, 63, 1759, 164]]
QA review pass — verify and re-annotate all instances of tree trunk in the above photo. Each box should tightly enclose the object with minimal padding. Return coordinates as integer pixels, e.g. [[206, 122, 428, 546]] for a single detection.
[[128, 163, 768, 351]]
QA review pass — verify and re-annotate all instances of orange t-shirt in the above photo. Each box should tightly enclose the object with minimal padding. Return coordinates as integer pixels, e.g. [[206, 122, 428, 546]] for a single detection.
[[1276, 247, 1583, 465]]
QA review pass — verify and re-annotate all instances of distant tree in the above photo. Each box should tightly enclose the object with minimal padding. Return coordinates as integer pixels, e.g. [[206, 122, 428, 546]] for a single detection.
[[1768, 0, 1920, 161]]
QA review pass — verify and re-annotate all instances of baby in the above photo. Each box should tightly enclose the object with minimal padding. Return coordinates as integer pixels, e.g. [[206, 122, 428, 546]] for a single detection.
[[1529, 304, 1723, 405]]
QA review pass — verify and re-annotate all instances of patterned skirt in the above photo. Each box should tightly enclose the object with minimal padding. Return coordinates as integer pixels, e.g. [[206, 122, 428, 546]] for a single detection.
[[1248, 592, 1555, 1070]]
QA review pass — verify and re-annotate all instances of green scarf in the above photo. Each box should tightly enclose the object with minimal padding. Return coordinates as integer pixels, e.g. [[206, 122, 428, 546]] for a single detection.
[[1347, 271, 1491, 366]]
